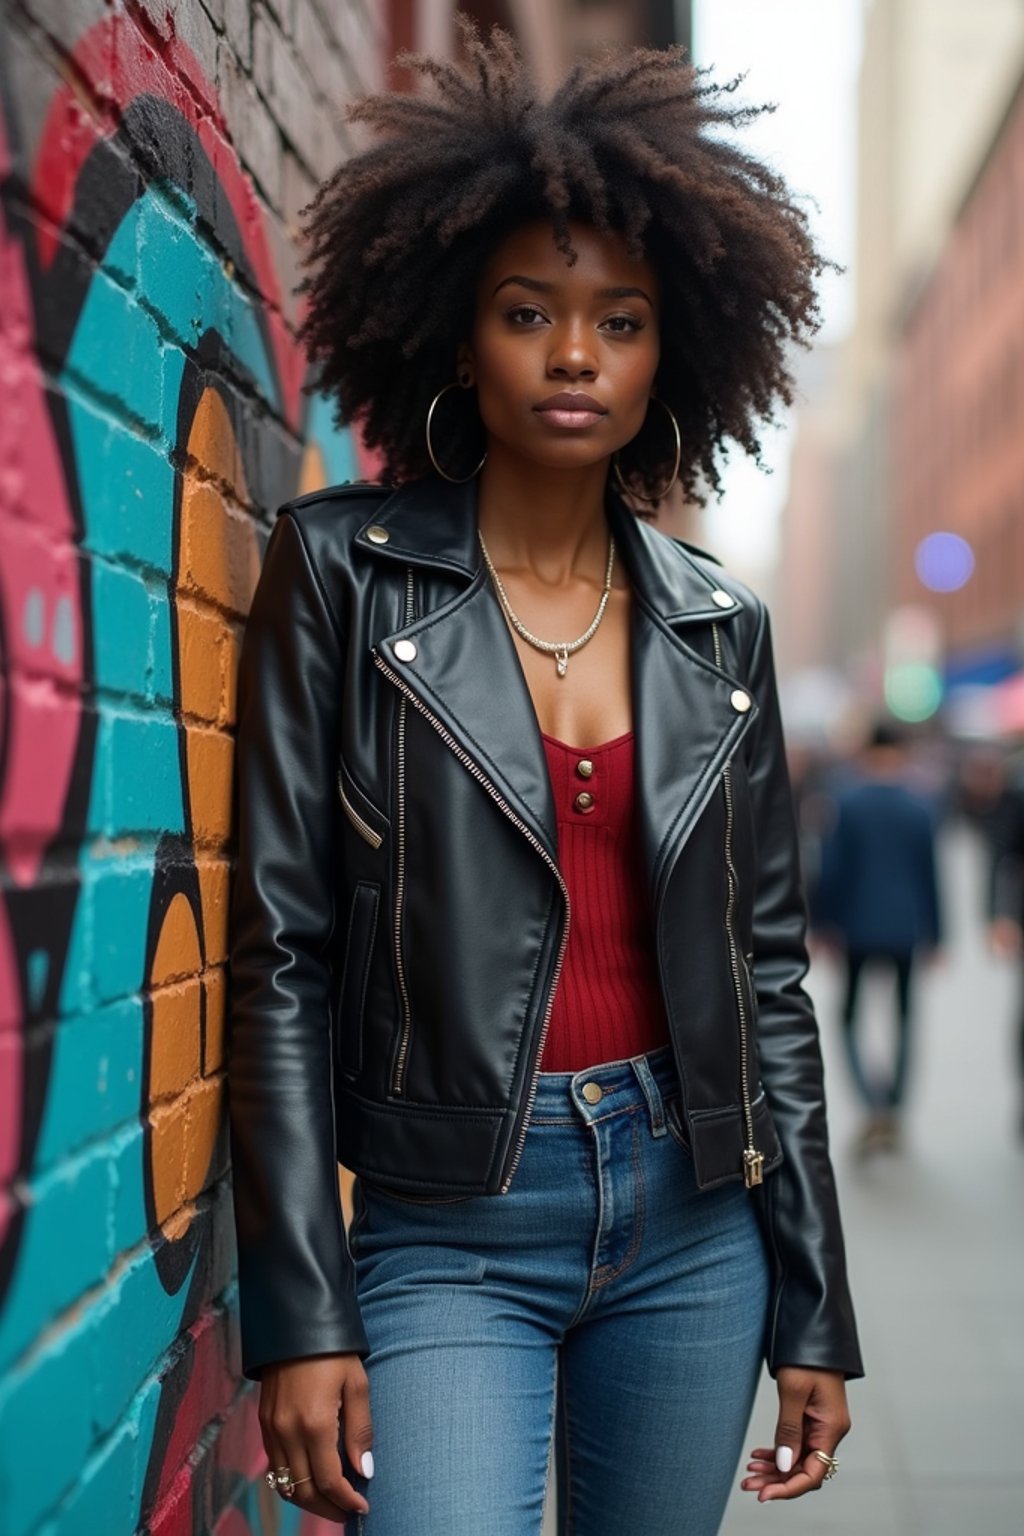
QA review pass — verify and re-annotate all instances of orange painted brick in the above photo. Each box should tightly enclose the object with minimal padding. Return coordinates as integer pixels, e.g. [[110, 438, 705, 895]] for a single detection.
[[183, 1076, 225, 1202], [203, 967, 226, 1075], [185, 726, 234, 848], [148, 1095, 190, 1225], [198, 856, 230, 964], [178, 602, 233, 725], [149, 887, 202, 987], [149, 976, 203, 1099]]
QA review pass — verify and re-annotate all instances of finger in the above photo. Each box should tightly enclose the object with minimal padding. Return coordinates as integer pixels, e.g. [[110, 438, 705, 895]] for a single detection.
[[259, 1425, 338, 1523], [773, 1381, 810, 1475], [756, 1468, 820, 1502], [341, 1369, 375, 1485], [294, 1392, 371, 1520], [743, 1446, 837, 1501], [266, 1402, 368, 1522], [258, 1384, 292, 1497], [307, 1426, 371, 1518]]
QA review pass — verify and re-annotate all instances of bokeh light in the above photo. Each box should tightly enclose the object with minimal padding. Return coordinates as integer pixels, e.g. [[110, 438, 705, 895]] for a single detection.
[[914, 532, 975, 592], [884, 662, 944, 721]]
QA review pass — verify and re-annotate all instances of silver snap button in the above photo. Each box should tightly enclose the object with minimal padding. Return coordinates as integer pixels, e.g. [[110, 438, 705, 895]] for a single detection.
[[366, 525, 390, 544], [393, 639, 417, 662], [581, 1081, 603, 1105], [730, 689, 752, 713], [711, 589, 733, 609]]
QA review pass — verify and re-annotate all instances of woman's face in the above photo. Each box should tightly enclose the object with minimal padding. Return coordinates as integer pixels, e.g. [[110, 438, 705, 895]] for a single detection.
[[461, 219, 661, 474]]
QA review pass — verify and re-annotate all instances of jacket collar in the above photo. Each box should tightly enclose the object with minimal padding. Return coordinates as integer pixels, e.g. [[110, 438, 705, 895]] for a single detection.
[[353, 473, 742, 628], [358, 473, 755, 899]]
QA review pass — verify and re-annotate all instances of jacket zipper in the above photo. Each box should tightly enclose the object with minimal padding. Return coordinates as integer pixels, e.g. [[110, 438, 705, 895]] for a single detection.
[[337, 771, 384, 850], [712, 622, 764, 1189], [388, 570, 417, 1094], [372, 643, 570, 1192]]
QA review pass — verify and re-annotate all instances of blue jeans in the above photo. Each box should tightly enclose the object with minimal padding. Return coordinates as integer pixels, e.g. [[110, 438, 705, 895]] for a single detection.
[[345, 1043, 770, 1534]]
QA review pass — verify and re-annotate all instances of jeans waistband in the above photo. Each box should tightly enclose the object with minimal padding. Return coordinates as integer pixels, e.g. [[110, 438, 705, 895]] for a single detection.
[[532, 1042, 680, 1132]]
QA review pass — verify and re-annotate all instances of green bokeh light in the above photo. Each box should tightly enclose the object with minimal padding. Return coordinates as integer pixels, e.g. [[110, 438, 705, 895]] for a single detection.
[[884, 663, 943, 722]]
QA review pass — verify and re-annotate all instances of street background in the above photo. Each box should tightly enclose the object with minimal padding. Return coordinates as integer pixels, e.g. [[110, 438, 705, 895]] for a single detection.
[[2, 2, 1023, 1533], [721, 823, 1022, 1536]]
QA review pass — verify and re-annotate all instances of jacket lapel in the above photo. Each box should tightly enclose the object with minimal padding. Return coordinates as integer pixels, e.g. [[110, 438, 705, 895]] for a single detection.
[[358, 477, 559, 858], [604, 495, 758, 903], [354, 476, 758, 893]]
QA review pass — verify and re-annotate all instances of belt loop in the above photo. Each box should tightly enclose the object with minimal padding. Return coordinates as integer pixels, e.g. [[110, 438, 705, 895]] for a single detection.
[[631, 1052, 667, 1137]]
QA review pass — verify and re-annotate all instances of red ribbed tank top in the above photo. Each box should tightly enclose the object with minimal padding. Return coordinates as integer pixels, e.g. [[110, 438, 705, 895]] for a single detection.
[[538, 729, 670, 1072]]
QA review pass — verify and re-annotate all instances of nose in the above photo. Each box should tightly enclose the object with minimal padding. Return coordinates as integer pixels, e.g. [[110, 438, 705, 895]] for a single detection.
[[547, 320, 598, 381]]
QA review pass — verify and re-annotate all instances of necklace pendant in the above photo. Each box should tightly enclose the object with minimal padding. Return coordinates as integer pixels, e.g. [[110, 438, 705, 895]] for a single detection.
[[556, 648, 568, 678]]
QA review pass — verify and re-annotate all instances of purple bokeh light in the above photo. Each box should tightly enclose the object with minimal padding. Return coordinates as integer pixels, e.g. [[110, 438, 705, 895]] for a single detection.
[[914, 532, 975, 593]]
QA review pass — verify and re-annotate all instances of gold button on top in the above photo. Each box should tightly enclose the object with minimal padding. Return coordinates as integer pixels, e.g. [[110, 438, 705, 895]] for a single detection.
[[573, 791, 595, 813], [576, 758, 594, 779], [366, 524, 390, 544], [711, 588, 733, 609], [394, 638, 418, 662], [581, 1081, 603, 1104], [730, 689, 752, 713]]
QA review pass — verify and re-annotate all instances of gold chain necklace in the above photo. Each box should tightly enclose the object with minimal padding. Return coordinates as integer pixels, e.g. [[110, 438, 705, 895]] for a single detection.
[[477, 528, 616, 678]]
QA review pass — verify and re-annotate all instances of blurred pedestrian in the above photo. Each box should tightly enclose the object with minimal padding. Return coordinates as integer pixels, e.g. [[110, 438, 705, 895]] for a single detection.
[[986, 760, 1024, 1135], [814, 720, 942, 1154]]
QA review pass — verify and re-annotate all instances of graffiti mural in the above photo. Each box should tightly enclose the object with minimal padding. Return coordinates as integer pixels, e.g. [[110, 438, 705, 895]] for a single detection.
[[0, 6, 375, 1532]]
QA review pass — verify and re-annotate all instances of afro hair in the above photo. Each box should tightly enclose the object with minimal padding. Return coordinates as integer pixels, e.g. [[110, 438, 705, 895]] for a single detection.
[[298, 18, 829, 502]]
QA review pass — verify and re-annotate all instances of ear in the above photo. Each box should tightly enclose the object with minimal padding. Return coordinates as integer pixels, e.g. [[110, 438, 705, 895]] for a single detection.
[[455, 342, 475, 389]]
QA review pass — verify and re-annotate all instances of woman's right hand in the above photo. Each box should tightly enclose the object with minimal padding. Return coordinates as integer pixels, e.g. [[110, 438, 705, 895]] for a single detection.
[[258, 1352, 373, 1523]]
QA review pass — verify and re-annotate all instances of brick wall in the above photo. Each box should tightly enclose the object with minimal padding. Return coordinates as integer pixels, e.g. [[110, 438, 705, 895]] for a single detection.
[[0, 2, 382, 1531]]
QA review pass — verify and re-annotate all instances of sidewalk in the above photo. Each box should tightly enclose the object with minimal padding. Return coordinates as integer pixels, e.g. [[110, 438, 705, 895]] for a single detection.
[[722, 824, 1023, 1535]]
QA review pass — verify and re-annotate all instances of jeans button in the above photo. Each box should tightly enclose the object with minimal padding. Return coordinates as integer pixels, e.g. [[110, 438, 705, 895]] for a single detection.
[[581, 1081, 603, 1104]]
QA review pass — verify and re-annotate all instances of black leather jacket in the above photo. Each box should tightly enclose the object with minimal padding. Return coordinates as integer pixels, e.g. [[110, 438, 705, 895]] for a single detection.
[[227, 473, 863, 1384]]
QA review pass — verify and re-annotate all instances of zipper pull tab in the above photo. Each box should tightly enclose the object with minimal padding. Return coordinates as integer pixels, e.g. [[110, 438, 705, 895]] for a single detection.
[[743, 1148, 764, 1188]]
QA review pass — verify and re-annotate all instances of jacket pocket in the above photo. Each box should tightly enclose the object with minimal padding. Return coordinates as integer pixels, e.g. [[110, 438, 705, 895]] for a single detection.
[[337, 759, 387, 850], [336, 881, 380, 1077]]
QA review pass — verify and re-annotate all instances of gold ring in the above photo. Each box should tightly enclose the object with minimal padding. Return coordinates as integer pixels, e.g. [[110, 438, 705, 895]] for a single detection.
[[812, 1450, 839, 1480], [265, 1466, 290, 1491]]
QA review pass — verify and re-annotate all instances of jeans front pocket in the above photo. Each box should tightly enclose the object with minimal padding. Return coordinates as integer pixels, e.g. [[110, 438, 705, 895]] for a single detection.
[[664, 1092, 691, 1151]]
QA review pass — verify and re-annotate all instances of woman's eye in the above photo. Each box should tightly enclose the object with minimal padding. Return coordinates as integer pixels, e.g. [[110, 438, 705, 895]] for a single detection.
[[507, 305, 548, 326], [602, 314, 643, 334]]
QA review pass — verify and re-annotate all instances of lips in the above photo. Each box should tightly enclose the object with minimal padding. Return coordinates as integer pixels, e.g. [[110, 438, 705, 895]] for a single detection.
[[533, 391, 608, 428]]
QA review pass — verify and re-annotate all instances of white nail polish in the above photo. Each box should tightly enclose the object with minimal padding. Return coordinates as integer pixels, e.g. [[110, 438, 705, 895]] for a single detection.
[[775, 1446, 794, 1474], [361, 1451, 375, 1479]]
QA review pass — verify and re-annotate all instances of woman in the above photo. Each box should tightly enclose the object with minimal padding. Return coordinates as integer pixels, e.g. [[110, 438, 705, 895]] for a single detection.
[[227, 23, 862, 1534]]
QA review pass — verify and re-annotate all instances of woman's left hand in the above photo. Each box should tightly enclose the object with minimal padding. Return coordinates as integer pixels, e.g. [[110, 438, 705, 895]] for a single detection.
[[740, 1367, 851, 1501]]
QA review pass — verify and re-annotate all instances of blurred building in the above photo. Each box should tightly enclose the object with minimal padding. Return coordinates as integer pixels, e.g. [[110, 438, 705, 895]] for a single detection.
[[777, 0, 1024, 719], [892, 66, 1024, 684], [774, 346, 846, 678], [386, 1, 692, 91]]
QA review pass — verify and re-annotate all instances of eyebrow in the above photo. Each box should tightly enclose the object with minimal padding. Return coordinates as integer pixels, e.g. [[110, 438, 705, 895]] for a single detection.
[[492, 274, 654, 306]]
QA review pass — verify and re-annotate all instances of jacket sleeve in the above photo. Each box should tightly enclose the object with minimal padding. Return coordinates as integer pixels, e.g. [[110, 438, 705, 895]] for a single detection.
[[744, 600, 864, 1379], [227, 510, 369, 1381]]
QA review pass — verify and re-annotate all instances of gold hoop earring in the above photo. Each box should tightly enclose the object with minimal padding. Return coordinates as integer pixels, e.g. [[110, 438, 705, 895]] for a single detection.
[[425, 383, 487, 484], [612, 397, 681, 503]]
